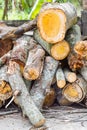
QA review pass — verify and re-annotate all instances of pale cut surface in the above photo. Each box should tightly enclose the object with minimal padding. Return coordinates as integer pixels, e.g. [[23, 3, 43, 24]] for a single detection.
[[37, 9, 66, 44], [23, 68, 39, 80], [57, 80, 66, 88], [63, 83, 83, 102], [67, 72, 77, 83], [51, 40, 70, 60], [74, 41, 87, 57], [0, 81, 12, 102]]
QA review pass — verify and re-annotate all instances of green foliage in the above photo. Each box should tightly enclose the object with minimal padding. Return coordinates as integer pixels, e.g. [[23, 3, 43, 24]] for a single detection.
[[8, 10, 29, 20], [21, 0, 29, 12], [28, 0, 53, 20], [0, 0, 81, 20], [0, 9, 3, 19]]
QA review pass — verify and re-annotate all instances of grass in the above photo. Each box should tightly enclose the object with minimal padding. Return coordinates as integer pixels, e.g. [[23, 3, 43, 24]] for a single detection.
[[0, 9, 3, 20]]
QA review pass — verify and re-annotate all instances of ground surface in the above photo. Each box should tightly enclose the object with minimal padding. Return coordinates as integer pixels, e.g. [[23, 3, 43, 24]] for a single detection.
[[0, 106, 87, 130]]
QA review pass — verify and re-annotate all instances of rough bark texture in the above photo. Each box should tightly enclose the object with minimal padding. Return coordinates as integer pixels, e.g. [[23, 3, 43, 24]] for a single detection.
[[34, 29, 52, 55], [0, 39, 13, 57], [0, 51, 11, 67], [65, 25, 83, 71], [56, 89, 73, 106], [63, 75, 87, 103], [23, 78, 32, 92], [0, 22, 16, 36], [11, 36, 31, 68], [14, 78, 32, 106], [81, 10, 87, 36], [65, 25, 81, 47], [43, 88, 56, 108], [23, 44, 45, 80], [0, 65, 8, 82], [75, 74, 87, 102], [56, 66, 66, 88], [0, 65, 12, 104], [11, 36, 39, 73], [37, 2, 77, 43], [79, 66, 87, 81], [30, 56, 59, 109], [64, 68, 77, 83], [7, 61, 45, 127], [3, 20, 29, 27], [74, 40, 87, 57], [0, 19, 37, 40], [34, 30, 70, 61], [68, 52, 84, 71]]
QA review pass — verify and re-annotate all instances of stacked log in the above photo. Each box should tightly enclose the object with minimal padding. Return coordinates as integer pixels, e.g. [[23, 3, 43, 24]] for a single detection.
[[0, 65, 12, 107], [0, 1, 87, 128], [7, 61, 45, 127]]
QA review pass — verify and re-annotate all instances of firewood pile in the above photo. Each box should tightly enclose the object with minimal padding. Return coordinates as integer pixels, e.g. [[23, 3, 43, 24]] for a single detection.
[[0, 2, 87, 128]]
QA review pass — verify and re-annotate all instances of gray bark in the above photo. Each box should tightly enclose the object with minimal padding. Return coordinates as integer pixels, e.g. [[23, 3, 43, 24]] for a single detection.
[[30, 56, 59, 109], [7, 61, 45, 127], [23, 43, 45, 80]]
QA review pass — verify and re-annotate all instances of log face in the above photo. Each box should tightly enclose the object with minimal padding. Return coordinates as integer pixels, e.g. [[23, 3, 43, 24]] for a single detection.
[[0, 39, 13, 57], [63, 83, 83, 103], [38, 8, 66, 43], [0, 81, 12, 102], [68, 52, 84, 71], [37, 2, 77, 43], [63, 75, 87, 103], [74, 41, 87, 57], [51, 40, 70, 60], [64, 68, 77, 83], [0, 66, 12, 104]]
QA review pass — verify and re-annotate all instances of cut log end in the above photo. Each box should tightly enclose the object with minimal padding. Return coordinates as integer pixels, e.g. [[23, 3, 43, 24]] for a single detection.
[[37, 9, 66, 44], [43, 88, 56, 107], [23, 68, 39, 80], [51, 40, 70, 60], [0, 81, 11, 94], [67, 72, 77, 83], [74, 41, 87, 57], [68, 53, 84, 71], [0, 81, 12, 102], [63, 83, 83, 102], [34, 119, 45, 128], [57, 80, 66, 88]]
